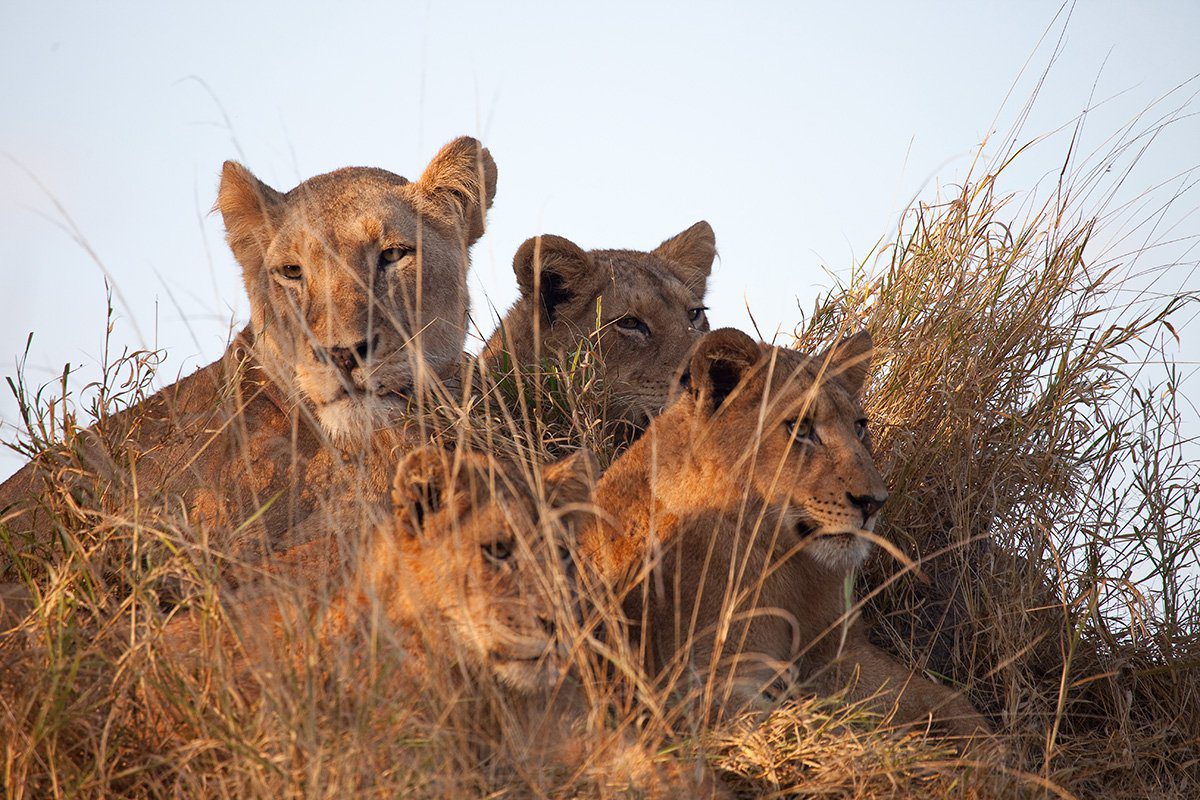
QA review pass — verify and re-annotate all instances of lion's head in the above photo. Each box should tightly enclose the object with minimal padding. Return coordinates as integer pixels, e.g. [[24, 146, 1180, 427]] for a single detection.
[[217, 137, 497, 441], [483, 222, 715, 428], [675, 327, 888, 573], [376, 446, 595, 693]]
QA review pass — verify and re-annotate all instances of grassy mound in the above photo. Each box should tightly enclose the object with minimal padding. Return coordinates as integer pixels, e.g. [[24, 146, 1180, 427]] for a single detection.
[[1, 146, 1196, 798]]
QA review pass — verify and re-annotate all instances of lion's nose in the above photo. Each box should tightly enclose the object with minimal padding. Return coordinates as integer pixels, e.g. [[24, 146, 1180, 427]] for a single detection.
[[320, 336, 377, 376], [847, 491, 888, 525]]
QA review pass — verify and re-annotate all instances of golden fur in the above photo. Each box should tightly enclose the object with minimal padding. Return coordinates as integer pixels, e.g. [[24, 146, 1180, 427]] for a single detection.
[[0, 138, 495, 567], [220, 137, 495, 440], [481, 222, 715, 428], [581, 328, 993, 741], [164, 447, 593, 692], [161, 447, 721, 797]]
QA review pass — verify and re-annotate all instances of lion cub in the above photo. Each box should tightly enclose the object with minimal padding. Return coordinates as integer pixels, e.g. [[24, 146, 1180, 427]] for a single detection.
[[581, 328, 993, 743], [161, 446, 720, 797], [165, 447, 592, 691], [481, 223, 715, 431], [0, 138, 496, 568]]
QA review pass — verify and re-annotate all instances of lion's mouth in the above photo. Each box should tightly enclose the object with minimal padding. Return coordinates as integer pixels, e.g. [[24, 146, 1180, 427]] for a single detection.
[[326, 383, 413, 402], [794, 518, 857, 544], [794, 518, 818, 539], [496, 638, 558, 664], [497, 650, 561, 676]]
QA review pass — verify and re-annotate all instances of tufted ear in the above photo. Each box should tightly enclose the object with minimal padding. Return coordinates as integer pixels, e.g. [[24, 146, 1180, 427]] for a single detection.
[[415, 136, 497, 246], [814, 330, 873, 397], [392, 446, 458, 538], [513, 234, 594, 325], [217, 160, 283, 274], [683, 328, 763, 414], [652, 220, 716, 295]]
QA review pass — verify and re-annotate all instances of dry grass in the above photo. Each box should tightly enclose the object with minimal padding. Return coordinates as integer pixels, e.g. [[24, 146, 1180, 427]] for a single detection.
[[2, 131, 1198, 798]]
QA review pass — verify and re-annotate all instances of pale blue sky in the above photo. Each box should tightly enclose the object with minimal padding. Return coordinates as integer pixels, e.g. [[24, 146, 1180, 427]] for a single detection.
[[1, 1, 1198, 478]]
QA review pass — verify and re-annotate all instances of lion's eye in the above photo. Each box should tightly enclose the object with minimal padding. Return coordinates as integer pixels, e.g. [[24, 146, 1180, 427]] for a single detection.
[[855, 418, 868, 440], [688, 306, 707, 323], [482, 538, 515, 566], [279, 264, 303, 281], [379, 246, 412, 267], [616, 316, 649, 335], [784, 417, 814, 440]]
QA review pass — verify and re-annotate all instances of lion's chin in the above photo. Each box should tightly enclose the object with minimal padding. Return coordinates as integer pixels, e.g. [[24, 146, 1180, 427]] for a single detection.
[[794, 519, 872, 575], [493, 655, 564, 694], [315, 394, 408, 444]]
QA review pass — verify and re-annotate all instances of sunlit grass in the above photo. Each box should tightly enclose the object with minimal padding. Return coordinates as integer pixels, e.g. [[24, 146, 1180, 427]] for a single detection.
[[2, 130, 1197, 798]]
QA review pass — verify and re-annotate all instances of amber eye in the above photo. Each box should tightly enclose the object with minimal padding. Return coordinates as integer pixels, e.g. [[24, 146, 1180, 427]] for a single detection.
[[855, 418, 868, 440], [482, 538, 515, 566], [688, 307, 707, 323], [379, 246, 412, 267], [784, 417, 814, 441], [279, 264, 303, 280]]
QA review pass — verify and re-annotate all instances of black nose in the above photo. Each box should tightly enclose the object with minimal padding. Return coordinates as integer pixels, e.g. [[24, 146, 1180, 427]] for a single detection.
[[847, 492, 887, 524], [321, 337, 375, 375]]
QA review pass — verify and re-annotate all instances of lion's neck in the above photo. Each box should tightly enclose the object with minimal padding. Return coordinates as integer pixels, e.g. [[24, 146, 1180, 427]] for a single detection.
[[599, 404, 760, 518], [586, 404, 769, 579]]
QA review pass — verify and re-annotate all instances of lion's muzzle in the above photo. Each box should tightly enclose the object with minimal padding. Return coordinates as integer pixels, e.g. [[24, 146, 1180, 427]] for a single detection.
[[314, 335, 379, 382], [846, 491, 888, 527]]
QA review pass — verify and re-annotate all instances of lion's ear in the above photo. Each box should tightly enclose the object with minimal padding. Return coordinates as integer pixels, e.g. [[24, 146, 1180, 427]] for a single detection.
[[416, 136, 497, 246], [542, 449, 597, 508], [392, 446, 454, 538], [217, 161, 283, 272], [653, 221, 716, 295], [541, 449, 598, 537], [513, 234, 593, 325], [686, 328, 762, 414], [815, 330, 873, 397]]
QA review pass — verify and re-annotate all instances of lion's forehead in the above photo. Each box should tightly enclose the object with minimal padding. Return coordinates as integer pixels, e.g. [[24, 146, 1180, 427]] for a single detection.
[[443, 469, 544, 539], [760, 354, 861, 421], [459, 500, 534, 537], [286, 166, 411, 201], [276, 205, 421, 250], [593, 253, 698, 314], [272, 171, 441, 254]]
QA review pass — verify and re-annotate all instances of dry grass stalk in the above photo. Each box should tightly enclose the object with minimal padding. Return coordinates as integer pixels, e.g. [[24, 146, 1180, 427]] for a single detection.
[[2, 138, 1197, 798]]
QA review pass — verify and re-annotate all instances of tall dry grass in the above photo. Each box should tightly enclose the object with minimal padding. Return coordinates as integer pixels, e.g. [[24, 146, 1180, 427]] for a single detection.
[[793, 152, 1198, 795], [2, 136, 1197, 798]]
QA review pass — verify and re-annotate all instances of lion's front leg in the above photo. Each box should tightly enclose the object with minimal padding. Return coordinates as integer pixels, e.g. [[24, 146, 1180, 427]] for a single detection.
[[819, 635, 995, 747]]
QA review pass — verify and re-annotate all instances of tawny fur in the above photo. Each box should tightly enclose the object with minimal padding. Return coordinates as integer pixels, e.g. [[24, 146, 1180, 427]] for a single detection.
[[160, 447, 723, 798], [580, 328, 993, 743], [0, 138, 496, 569], [481, 222, 716, 428]]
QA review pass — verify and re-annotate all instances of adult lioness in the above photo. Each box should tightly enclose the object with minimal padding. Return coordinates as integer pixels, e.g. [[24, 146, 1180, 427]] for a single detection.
[[0, 137, 496, 570], [481, 223, 715, 430], [582, 328, 992, 742], [159, 446, 721, 797]]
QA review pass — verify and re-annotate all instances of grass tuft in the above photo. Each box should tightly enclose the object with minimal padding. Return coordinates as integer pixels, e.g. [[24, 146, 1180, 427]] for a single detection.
[[2, 139, 1197, 798]]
